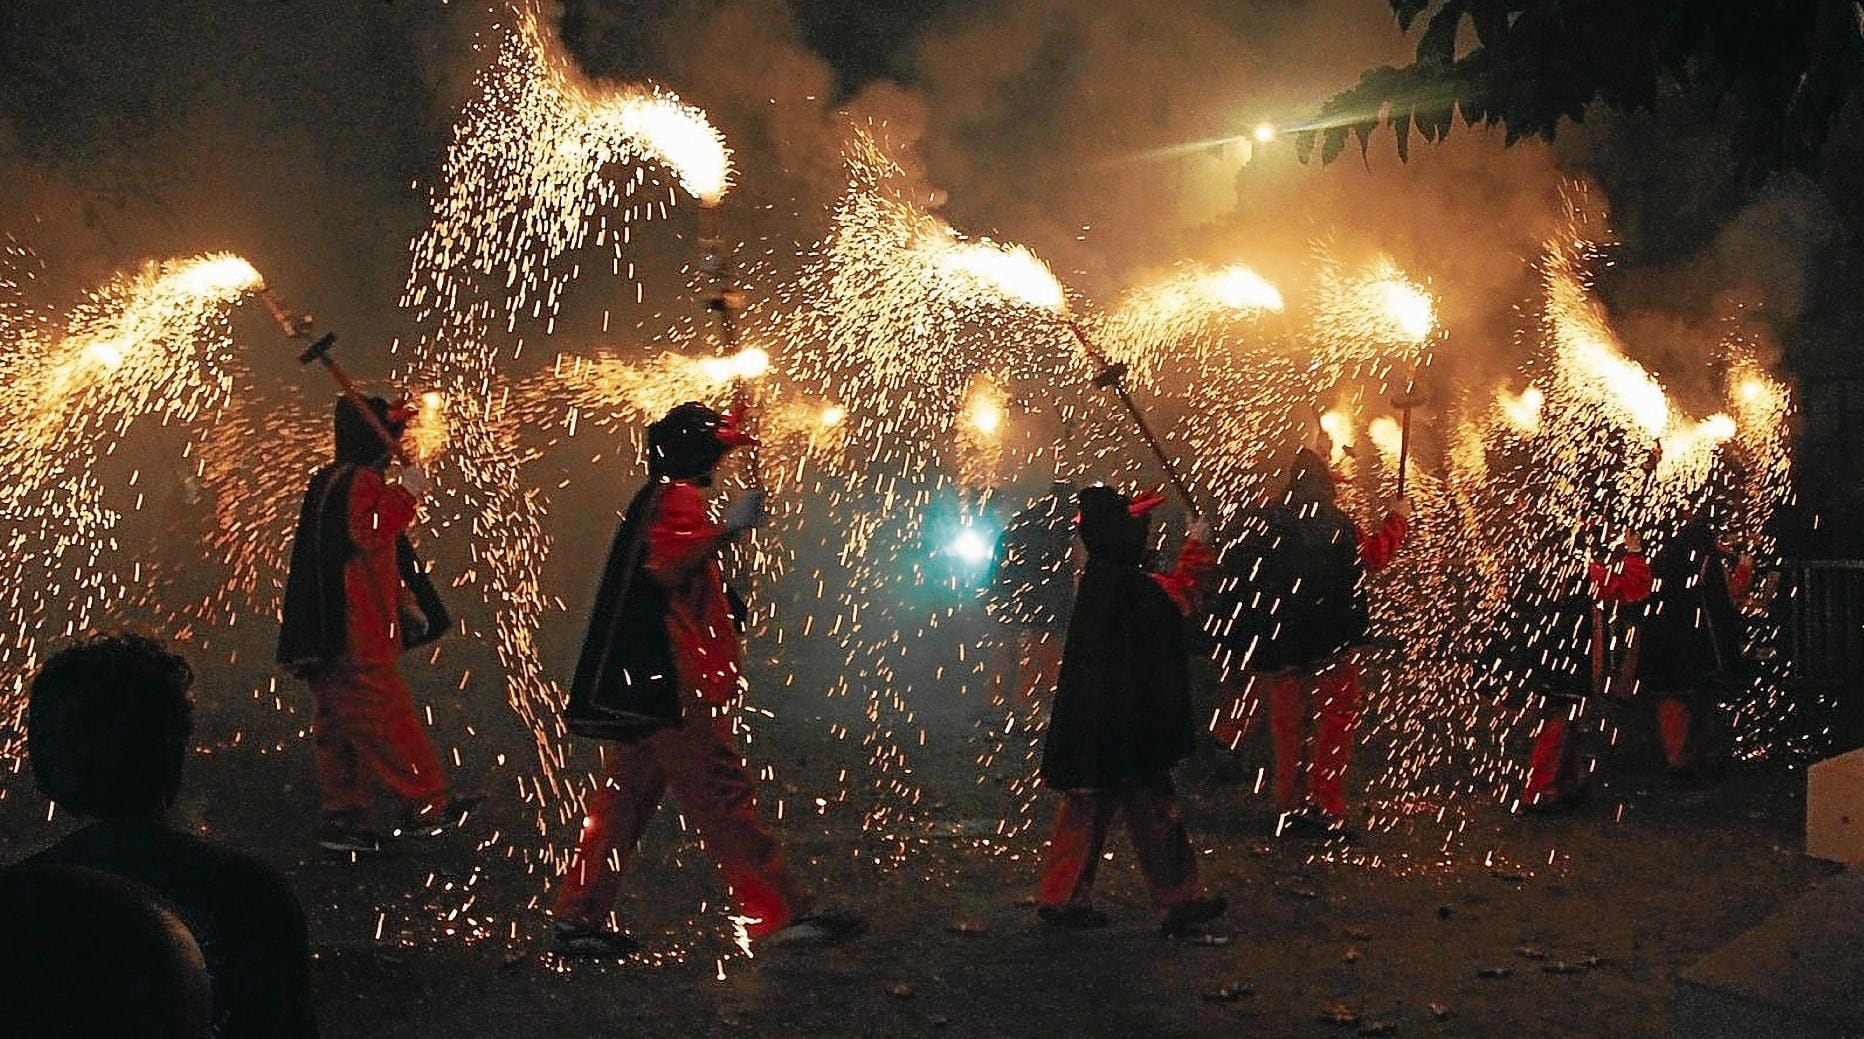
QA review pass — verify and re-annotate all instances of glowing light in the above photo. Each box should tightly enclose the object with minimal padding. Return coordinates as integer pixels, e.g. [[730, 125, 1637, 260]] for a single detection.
[[929, 237, 1067, 312], [1377, 278, 1436, 344], [699, 345, 770, 382], [1209, 265, 1285, 313], [1368, 415, 1403, 459], [969, 399, 1003, 436], [1498, 386, 1544, 436], [819, 404, 846, 427], [408, 390, 450, 463], [949, 526, 991, 564], [1253, 121, 1278, 144], [1319, 408, 1355, 464]]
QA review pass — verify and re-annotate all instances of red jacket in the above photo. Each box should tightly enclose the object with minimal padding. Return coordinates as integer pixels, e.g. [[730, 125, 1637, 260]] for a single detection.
[[1357, 511, 1408, 572], [644, 481, 744, 706], [340, 469, 418, 666]]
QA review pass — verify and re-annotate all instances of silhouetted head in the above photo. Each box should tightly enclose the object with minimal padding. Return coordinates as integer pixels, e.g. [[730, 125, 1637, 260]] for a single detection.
[[0, 864, 213, 1039], [29, 632, 194, 820], [647, 401, 753, 482], [1282, 447, 1337, 507], [332, 395, 408, 468], [1076, 484, 1161, 566]]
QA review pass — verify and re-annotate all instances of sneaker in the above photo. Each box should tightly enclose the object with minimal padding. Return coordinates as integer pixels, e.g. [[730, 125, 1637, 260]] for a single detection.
[[761, 909, 869, 948], [1160, 894, 1228, 936], [317, 824, 385, 855], [552, 922, 640, 959], [1036, 904, 1111, 929], [394, 794, 486, 839]]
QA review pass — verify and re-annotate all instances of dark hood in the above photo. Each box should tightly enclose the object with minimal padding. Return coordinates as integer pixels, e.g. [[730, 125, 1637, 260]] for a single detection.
[[1077, 485, 1147, 566], [1284, 447, 1337, 506], [333, 395, 404, 467], [647, 401, 731, 481]]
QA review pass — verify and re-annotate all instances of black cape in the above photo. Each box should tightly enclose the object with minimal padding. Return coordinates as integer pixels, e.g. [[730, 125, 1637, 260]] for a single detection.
[[1635, 522, 1743, 694], [1039, 559, 1195, 789], [564, 483, 682, 741], [1209, 501, 1367, 672], [276, 464, 448, 672]]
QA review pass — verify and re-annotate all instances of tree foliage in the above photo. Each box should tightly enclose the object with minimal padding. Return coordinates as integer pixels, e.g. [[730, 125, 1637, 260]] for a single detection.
[[1301, 1, 1864, 181]]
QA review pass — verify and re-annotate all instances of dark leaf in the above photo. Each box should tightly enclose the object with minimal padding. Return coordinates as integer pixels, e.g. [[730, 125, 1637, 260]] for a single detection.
[[1467, 0, 1511, 47], [1321, 125, 1350, 166], [1416, 1, 1465, 72], [1394, 109, 1414, 161], [1393, 0, 1434, 33], [1295, 128, 1318, 165], [1354, 122, 1374, 165]]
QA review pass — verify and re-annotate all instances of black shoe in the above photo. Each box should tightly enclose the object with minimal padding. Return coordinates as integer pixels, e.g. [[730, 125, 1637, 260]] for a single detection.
[[1037, 904, 1112, 929], [552, 923, 640, 959], [761, 909, 869, 948], [1275, 810, 1353, 840], [317, 824, 385, 855], [1160, 894, 1228, 936], [1520, 787, 1588, 815], [394, 794, 486, 839]]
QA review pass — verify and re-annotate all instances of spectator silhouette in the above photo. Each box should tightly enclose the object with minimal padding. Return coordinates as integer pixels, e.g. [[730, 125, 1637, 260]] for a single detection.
[[0, 863, 214, 1038], [18, 632, 318, 1038]]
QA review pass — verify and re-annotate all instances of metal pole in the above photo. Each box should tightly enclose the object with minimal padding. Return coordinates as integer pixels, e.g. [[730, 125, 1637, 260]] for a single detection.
[[700, 202, 762, 488], [1064, 320, 1202, 518]]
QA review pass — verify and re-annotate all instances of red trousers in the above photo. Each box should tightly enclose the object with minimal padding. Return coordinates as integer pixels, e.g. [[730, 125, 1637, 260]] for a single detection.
[[309, 660, 448, 827], [1656, 698, 1693, 770], [1265, 658, 1360, 820], [1523, 716, 1581, 806], [553, 712, 805, 939], [1037, 773, 1200, 912]]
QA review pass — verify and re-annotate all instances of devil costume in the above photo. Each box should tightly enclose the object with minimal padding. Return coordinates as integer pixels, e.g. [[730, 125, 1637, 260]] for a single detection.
[[1509, 539, 1652, 810], [277, 395, 452, 844], [1206, 448, 1406, 827], [553, 402, 857, 951], [1034, 485, 1224, 932], [1632, 511, 1749, 773]]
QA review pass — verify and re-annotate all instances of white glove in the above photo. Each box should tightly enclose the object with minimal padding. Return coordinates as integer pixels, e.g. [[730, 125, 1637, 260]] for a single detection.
[[723, 488, 768, 535], [1187, 518, 1212, 545], [397, 461, 428, 500]]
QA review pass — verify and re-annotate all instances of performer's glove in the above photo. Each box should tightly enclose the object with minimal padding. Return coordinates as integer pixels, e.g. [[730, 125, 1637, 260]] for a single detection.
[[1187, 518, 1212, 545], [1623, 530, 1643, 554], [1390, 496, 1413, 521], [398, 461, 428, 500], [723, 487, 768, 537]]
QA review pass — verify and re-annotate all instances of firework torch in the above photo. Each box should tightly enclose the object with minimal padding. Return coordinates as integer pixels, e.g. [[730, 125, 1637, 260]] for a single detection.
[[255, 288, 415, 467], [1392, 380, 1425, 498], [699, 203, 763, 488], [1064, 320, 1203, 519]]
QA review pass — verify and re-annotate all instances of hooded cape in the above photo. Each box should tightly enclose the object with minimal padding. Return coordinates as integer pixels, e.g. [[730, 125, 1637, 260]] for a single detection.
[[1635, 520, 1743, 694], [276, 464, 448, 671], [564, 482, 681, 740], [1039, 492, 1195, 789]]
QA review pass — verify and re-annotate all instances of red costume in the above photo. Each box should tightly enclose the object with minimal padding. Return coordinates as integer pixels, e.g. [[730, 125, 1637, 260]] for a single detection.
[[551, 402, 857, 952], [279, 396, 451, 843], [1035, 486, 1224, 932], [1207, 448, 1407, 830], [1518, 550, 1653, 808], [1259, 510, 1404, 823], [553, 479, 806, 939]]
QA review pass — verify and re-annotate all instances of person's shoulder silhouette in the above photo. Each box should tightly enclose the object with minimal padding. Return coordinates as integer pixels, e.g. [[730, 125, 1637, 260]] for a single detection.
[[20, 632, 318, 1039]]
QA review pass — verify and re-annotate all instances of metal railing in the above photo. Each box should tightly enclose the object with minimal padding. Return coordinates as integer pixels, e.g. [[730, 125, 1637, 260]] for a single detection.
[[1779, 560, 1864, 685]]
